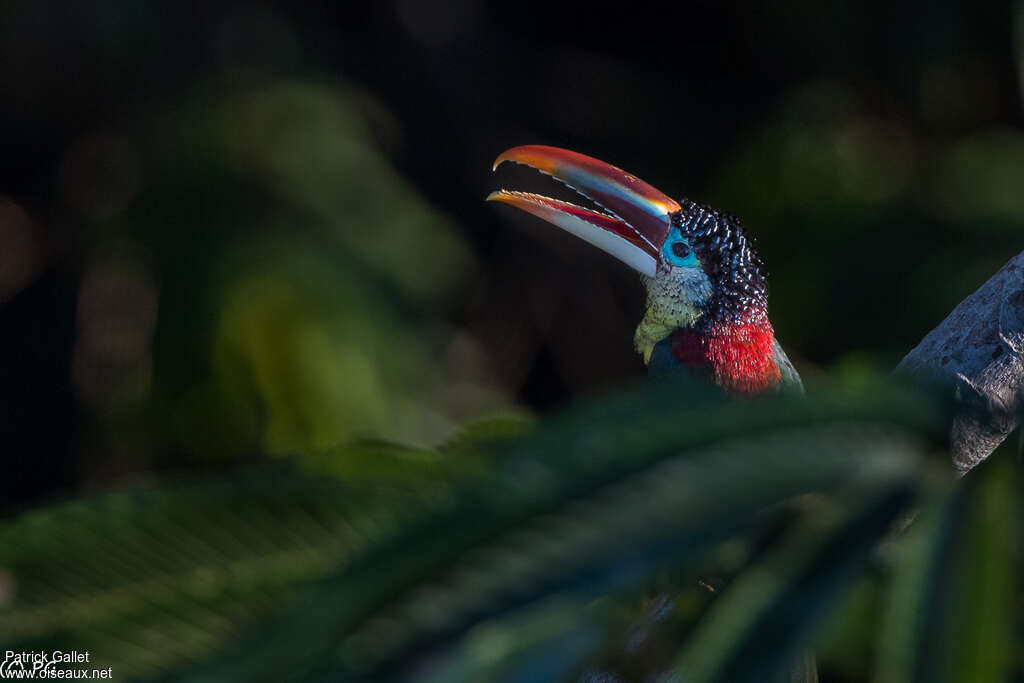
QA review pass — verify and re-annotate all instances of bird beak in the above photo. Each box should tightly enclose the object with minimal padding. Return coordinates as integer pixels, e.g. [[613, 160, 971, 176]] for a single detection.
[[488, 145, 680, 278]]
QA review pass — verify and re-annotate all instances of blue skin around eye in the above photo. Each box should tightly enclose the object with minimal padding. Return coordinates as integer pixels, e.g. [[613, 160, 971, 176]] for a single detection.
[[662, 228, 699, 268]]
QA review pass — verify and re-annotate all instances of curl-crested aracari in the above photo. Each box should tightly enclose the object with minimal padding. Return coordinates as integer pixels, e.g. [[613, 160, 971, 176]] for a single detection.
[[488, 145, 801, 396]]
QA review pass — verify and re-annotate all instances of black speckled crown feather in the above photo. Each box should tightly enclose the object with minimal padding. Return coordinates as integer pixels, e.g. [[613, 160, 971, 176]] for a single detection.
[[670, 199, 769, 325]]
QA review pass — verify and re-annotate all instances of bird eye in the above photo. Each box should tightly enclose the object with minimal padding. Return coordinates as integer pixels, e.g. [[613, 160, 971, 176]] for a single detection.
[[672, 241, 691, 258], [662, 230, 699, 268]]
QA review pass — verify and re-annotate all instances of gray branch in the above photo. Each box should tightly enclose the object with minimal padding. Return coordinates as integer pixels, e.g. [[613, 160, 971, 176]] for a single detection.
[[895, 250, 1024, 472]]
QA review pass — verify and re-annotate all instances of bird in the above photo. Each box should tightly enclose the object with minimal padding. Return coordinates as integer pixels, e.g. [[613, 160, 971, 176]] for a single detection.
[[489, 145, 813, 682], [488, 145, 802, 396]]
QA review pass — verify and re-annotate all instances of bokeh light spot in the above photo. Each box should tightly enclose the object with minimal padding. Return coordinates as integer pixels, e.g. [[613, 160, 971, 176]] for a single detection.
[[0, 198, 43, 303]]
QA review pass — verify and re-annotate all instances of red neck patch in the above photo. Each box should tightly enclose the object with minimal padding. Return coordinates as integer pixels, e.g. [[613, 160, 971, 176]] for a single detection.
[[670, 318, 781, 396]]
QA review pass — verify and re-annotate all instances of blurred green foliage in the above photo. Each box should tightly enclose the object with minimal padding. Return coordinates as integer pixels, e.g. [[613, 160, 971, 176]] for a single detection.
[[114, 81, 480, 460], [3, 375, 1021, 682]]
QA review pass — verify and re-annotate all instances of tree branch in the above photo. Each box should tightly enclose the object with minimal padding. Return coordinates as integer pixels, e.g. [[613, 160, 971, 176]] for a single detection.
[[896, 251, 1024, 472]]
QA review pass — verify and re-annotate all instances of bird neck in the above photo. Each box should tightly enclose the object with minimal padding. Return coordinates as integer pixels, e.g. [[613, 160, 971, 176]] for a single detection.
[[649, 308, 781, 396]]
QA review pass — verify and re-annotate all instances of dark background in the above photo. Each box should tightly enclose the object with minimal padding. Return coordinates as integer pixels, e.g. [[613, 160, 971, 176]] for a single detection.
[[3, 0, 1022, 513]]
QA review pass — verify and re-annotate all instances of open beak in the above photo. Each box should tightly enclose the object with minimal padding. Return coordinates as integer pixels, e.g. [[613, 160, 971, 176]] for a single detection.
[[488, 145, 680, 277]]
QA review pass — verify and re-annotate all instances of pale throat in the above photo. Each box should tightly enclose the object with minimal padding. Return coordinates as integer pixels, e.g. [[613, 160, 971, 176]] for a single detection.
[[633, 264, 713, 364]]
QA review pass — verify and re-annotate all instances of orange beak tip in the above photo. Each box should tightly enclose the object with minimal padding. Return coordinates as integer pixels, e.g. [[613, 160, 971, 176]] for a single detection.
[[492, 151, 521, 172]]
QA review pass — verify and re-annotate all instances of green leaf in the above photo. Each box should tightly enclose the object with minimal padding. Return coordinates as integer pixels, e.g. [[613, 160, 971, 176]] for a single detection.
[[172, 381, 935, 682], [409, 594, 608, 683], [670, 482, 913, 683], [875, 455, 1020, 683], [0, 378, 947, 682], [0, 465, 456, 679]]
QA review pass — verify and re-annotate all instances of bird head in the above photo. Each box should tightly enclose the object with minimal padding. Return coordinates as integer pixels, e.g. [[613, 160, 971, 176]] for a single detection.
[[488, 145, 772, 380]]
